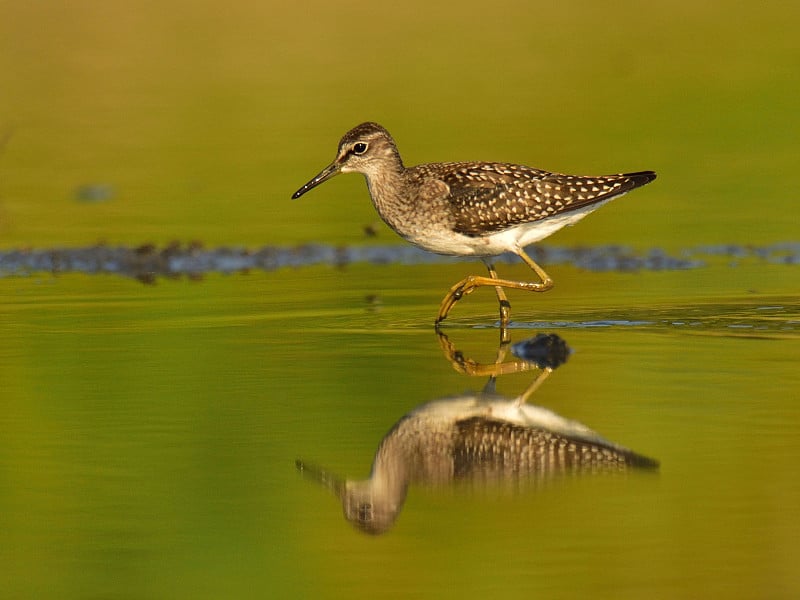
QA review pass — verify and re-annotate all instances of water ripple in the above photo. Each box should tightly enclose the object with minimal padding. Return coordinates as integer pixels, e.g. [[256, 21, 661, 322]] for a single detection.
[[471, 301, 800, 338]]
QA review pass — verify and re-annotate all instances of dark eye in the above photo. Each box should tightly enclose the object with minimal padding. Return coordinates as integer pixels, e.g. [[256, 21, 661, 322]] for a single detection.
[[352, 142, 368, 155], [357, 502, 373, 522]]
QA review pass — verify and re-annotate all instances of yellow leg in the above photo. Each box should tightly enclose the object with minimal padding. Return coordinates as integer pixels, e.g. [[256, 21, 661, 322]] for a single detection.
[[435, 328, 539, 378], [435, 248, 553, 325], [486, 261, 512, 326], [515, 367, 554, 406]]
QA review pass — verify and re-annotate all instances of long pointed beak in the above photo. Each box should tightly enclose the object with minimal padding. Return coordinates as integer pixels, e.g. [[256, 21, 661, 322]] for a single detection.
[[291, 161, 340, 199], [295, 459, 345, 499]]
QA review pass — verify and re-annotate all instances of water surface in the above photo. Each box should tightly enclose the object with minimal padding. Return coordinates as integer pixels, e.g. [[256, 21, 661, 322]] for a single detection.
[[2, 262, 798, 598]]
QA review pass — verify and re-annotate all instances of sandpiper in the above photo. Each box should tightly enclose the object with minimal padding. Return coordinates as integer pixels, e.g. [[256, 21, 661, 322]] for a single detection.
[[292, 122, 656, 324]]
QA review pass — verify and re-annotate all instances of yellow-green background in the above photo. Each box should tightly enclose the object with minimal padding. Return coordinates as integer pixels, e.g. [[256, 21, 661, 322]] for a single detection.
[[1, 1, 798, 249], [2, 2, 799, 599]]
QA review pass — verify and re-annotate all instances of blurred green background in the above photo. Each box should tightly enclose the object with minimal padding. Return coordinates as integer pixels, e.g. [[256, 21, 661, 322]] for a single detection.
[[2, 2, 800, 599], [1, 1, 797, 250]]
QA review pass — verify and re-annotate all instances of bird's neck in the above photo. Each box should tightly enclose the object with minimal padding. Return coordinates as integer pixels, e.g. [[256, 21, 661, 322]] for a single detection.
[[362, 159, 410, 232]]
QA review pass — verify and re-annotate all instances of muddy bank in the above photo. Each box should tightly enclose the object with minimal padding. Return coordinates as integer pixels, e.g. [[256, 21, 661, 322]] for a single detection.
[[0, 242, 797, 282]]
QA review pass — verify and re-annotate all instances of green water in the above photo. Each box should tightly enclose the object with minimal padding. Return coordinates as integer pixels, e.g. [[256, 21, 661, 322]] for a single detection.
[[2, 1, 800, 598], [2, 266, 799, 598]]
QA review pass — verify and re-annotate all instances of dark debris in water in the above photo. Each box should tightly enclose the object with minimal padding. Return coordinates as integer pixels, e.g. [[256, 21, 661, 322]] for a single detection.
[[0, 242, 798, 282], [74, 184, 116, 203], [511, 333, 571, 369]]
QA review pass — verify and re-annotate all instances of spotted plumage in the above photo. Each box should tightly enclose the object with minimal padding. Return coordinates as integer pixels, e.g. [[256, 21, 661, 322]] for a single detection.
[[453, 417, 655, 475], [296, 392, 658, 534], [404, 161, 653, 237], [292, 122, 656, 324]]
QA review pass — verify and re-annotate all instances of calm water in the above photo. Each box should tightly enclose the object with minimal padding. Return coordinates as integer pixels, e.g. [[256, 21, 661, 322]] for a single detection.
[[2, 1, 800, 597], [2, 262, 799, 599]]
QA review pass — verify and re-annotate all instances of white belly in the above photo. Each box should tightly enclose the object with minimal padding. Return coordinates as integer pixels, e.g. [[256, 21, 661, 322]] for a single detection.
[[406, 197, 617, 257]]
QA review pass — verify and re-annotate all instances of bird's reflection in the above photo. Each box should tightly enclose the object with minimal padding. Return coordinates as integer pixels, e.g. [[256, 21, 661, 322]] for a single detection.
[[297, 331, 658, 535]]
